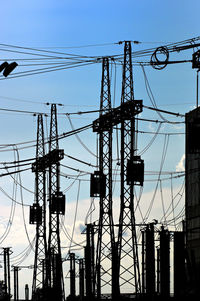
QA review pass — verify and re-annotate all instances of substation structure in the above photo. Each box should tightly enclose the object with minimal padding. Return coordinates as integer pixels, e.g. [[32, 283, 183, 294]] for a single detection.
[[67, 42, 188, 301], [30, 104, 65, 301], [91, 42, 144, 300], [0, 41, 196, 301]]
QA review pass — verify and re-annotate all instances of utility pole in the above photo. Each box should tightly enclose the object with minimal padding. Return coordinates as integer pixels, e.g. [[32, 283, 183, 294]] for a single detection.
[[2, 248, 12, 301], [13, 266, 20, 301], [159, 227, 170, 298], [69, 253, 76, 298], [47, 104, 65, 301], [85, 224, 95, 299], [30, 114, 47, 300], [117, 41, 143, 296], [94, 57, 116, 298], [143, 223, 155, 297], [79, 259, 85, 301]]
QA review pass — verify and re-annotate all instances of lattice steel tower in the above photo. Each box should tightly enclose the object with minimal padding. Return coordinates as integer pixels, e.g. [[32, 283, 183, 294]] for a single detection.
[[95, 57, 116, 297], [31, 114, 47, 300], [117, 41, 143, 295], [47, 104, 65, 301]]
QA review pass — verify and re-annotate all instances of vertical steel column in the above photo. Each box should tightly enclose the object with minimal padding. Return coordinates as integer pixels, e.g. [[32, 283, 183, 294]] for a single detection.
[[3, 249, 7, 295], [47, 104, 65, 300], [95, 57, 115, 298], [85, 224, 95, 299], [117, 41, 141, 295], [145, 223, 155, 296], [156, 248, 160, 294], [174, 231, 185, 297], [32, 114, 47, 299], [13, 267, 19, 301], [159, 227, 170, 297], [79, 259, 85, 301], [3, 247, 12, 300], [69, 253, 76, 297], [141, 231, 145, 295]]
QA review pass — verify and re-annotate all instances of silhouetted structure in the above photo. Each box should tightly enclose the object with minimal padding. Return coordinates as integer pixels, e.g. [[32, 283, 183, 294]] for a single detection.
[[92, 57, 116, 298], [47, 104, 65, 300], [30, 114, 47, 300], [185, 107, 200, 297]]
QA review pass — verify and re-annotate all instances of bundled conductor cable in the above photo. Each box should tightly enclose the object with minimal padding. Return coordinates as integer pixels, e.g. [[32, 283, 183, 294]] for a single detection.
[[150, 46, 169, 70]]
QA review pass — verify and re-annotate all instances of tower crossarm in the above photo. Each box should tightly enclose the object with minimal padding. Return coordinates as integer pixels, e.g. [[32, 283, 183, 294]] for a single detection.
[[93, 99, 142, 132], [32, 149, 64, 172]]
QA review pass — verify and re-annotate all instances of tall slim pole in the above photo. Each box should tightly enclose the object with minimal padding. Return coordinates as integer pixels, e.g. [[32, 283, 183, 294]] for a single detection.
[[159, 227, 170, 298], [69, 253, 76, 297], [117, 41, 141, 295], [31, 114, 47, 300], [13, 267, 19, 301], [47, 104, 65, 301], [3, 247, 12, 300], [85, 224, 95, 299], [95, 57, 116, 298], [79, 259, 85, 301]]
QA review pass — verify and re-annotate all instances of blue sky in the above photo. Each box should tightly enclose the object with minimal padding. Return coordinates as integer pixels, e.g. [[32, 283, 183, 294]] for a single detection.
[[0, 0, 200, 298]]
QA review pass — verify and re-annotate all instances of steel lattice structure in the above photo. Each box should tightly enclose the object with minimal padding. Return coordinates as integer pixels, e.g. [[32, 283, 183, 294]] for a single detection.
[[32, 114, 47, 300], [117, 41, 142, 295], [47, 104, 65, 301], [95, 57, 116, 297]]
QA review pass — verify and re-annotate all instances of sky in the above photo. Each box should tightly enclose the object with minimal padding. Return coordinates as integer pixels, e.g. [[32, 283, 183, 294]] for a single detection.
[[0, 0, 200, 298]]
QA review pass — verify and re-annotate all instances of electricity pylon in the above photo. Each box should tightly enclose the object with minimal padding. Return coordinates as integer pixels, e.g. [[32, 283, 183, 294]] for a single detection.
[[95, 57, 116, 298], [117, 41, 142, 296], [47, 104, 65, 301], [31, 114, 47, 300]]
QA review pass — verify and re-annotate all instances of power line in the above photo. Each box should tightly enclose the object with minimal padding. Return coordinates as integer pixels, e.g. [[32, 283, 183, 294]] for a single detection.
[[143, 105, 185, 118], [0, 167, 31, 178]]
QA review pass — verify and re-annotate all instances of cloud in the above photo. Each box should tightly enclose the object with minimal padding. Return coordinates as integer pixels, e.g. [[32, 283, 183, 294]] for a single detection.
[[0, 180, 185, 298], [176, 154, 185, 171]]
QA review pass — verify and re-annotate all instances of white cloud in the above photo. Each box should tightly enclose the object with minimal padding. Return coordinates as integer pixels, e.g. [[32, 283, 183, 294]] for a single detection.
[[0, 180, 185, 298], [176, 154, 185, 171]]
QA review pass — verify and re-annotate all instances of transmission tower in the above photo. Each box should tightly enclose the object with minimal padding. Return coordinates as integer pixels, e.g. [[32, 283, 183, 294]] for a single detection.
[[47, 104, 65, 301], [117, 41, 143, 295], [30, 114, 47, 300], [94, 57, 116, 298]]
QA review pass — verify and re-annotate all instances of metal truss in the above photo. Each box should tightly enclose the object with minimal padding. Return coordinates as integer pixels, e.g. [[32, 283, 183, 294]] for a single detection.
[[95, 57, 116, 297], [32, 114, 47, 299], [47, 104, 65, 301], [117, 41, 142, 295]]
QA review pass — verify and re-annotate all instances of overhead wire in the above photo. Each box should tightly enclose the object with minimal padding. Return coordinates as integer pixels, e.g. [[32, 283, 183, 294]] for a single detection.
[[170, 174, 176, 229], [68, 180, 81, 253], [141, 134, 170, 225], [0, 122, 92, 153], [60, 216, 85, 249], [62, 173, 82, 193], [141, 64, 183, 124], [139, 123, 162, 156], [160, 179, 185, 223], [160, 180, 167, 226], [0, 147, 17, 244], [0, 35, 196, 260], [66, 114, 96, 157], [0, 61, 97, 80], [0, 167, 31, 178], [0, 36, 199, 81], [64, 153, 96, 168], [0, 43, 91, 59], [15, 148, 35, 252], [4, 165, 34, 195]]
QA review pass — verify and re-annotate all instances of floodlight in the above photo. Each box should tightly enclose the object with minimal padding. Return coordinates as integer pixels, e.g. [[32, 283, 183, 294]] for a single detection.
[[0, 62, 9, 73], [3, 62, 18, 77]]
